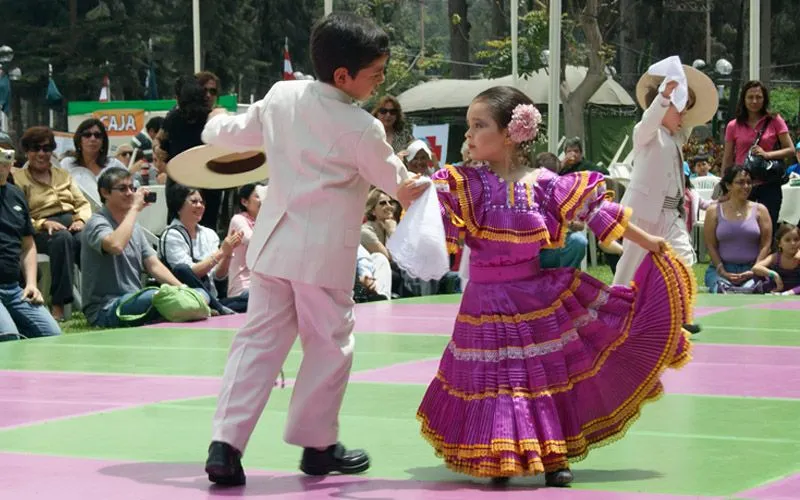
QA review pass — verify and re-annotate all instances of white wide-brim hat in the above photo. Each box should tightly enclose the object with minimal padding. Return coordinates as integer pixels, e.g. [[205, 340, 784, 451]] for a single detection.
[[635, 64, 718, 129], [167, 145, 268, 189]]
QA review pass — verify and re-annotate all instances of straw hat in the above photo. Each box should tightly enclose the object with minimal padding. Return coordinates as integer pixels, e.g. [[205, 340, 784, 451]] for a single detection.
[[166, 145, 267, 189], [635, 65, 718, 128]]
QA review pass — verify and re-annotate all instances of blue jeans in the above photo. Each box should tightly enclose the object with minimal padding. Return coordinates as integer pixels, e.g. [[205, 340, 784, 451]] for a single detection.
[[93, 287, 210, 328], [0, 283, 61, 341], [540, 231, 588, 269], [704, 262, 754, 294]]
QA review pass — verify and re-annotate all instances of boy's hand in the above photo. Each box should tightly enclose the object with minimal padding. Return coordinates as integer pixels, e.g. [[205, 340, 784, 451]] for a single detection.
[[661, 80, 679, 99], [396, 176, 428, 209]]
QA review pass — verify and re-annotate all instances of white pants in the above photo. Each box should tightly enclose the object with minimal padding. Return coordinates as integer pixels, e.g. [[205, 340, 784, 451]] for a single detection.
[[369, 252, 392, 299], [613, 210, 695, 286], [212, 272, 356, 453]]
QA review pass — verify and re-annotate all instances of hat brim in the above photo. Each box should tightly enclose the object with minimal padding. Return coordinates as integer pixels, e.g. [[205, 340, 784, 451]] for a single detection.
[[167, 145, 268, 189], [636, 65, 718, 128]]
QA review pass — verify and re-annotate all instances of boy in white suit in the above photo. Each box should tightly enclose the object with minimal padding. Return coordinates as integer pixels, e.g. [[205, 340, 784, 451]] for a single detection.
[[613, 57, 718, 334], [200, 14, 425, 486]]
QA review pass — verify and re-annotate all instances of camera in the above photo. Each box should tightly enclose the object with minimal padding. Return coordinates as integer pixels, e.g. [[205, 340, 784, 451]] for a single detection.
[[0, 148, 14, 163], [144, 192, 157, 203]]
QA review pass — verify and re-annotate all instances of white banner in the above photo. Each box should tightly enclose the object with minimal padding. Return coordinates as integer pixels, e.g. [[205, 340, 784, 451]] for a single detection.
[[412, 124, 449, 167]]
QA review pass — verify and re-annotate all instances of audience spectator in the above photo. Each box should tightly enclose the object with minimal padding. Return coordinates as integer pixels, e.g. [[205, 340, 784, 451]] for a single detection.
[[751, 222, 800, 295], [361, 188, 396, 261], [0, 142, 60, 341], [160, 184, 241, 315], [786, 141, 800, 176], [15, 126, 90, 321], [371, 96, 413, 153], [721, 80, 794, 234], [196, 71, 221, 110], [80, 167, 202, 327], [559, 137, 609, 175], [689, 154, 718, 179], [404, 139, 436, 176], [704, 166, 772, 293], [131, 116, 165, 162], [61, 119, 127, 205], [354, 244, 391, 302], [222, 183, 266, 312]]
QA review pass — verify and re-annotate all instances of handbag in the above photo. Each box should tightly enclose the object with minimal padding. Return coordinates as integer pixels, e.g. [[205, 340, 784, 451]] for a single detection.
[[116, 284, 211, 323], [743, 117, 787, 185]]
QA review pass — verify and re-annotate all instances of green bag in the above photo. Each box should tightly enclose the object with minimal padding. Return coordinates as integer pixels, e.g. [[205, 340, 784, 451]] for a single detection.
[[116, 284, 211, 323]]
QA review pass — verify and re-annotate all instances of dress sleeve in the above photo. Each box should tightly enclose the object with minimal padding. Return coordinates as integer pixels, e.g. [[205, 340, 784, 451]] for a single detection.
[[431, 166, 466, 253], [543, 171, 632, 247]]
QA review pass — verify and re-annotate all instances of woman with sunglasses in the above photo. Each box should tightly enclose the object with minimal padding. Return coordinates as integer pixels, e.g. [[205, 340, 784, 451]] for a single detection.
[[16, 126, 91, 321], [61, 118, 127, 206], [371, 96, 414, 153]]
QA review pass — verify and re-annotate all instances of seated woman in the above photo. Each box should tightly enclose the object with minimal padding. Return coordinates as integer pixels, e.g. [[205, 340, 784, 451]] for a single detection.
[[222, 183, 266, 312], [751, 223, 800, 295], [160, 184, 243, 315], [704, 166, 772, 293], [15, 126, 90, 321], [60, 119, 127, 205]]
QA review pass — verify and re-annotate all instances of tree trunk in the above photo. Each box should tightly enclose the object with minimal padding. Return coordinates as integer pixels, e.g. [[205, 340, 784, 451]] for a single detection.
[[487, 0, 508, 39], [561, 0, 606, 141], [728, 0, 747, 121], [448, 0, 471, 79], [618, 0, 638, 90]]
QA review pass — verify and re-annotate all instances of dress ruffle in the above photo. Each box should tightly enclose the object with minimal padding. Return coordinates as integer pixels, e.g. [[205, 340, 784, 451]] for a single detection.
[[417, 250, 694, 478]]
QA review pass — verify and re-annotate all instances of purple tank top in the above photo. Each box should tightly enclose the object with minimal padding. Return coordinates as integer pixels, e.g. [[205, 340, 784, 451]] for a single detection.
[[716, 204, 761, 264], [769, 253, 800, 290]]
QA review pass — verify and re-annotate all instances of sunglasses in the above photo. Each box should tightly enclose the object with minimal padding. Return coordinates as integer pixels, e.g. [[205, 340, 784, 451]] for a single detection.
[[378, 108, 398, 116], [204, 87, 218, 96], [119, 151, 132, 157], [377, 199, 392, 206], [30, 144, 55, 153], [81, 132, 103, 139]]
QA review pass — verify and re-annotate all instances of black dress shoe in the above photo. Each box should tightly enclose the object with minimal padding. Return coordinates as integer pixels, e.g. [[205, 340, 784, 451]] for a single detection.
[[545, 468, 573, 487], [205, 441, 246, 486], [299, 442, 370, 476], [683, 323, 702, 334], [490, 476, 510, 486]]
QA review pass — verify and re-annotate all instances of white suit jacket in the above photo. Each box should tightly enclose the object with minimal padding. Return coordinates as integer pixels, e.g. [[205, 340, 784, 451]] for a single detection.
[[202, 81, 410, 290], [622, 94, 691, 225]]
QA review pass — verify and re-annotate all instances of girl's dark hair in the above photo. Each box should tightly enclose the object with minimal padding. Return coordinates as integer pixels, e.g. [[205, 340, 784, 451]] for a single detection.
[[73, 118, 110, 168], [166, 182, 201, 221], [720, 165, 749, 195], [735, 80, 771, 123], [473, 86, 534, 130], [177, 79, 210, 124], [310, 13, 390, 84], [237, 183, 261, 212]]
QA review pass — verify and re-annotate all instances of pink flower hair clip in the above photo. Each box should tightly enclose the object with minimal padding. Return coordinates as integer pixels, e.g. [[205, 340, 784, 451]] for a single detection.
[[507, 104, 542, 144]]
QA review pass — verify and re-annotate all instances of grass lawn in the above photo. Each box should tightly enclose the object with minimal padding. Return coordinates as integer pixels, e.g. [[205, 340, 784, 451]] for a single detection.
[[59, 263, 710, 335]]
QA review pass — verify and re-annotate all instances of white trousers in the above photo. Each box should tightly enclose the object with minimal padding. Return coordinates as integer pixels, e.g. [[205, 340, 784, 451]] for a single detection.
[[613, 210, 695, 286], [369, 252, 392, 299], [212, 272, 356, 453]]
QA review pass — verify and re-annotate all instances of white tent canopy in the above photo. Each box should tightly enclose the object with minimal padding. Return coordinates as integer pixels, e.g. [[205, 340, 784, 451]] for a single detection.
[[397, 66, 635, 113]]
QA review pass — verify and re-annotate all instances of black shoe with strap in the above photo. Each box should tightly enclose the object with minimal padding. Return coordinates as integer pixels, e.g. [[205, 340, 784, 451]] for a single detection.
[[683, 323, 702, 335], [205, 441, 246, 486], [299, 442, 370, 476]]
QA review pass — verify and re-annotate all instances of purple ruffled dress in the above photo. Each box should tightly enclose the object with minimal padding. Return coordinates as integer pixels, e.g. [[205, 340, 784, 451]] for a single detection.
[[417, 165, 694, 478]]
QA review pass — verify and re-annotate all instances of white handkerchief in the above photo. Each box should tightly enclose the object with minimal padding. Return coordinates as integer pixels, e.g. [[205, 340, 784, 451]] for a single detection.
[[386, 177, 450, 281], [647, 56, 688, 112]]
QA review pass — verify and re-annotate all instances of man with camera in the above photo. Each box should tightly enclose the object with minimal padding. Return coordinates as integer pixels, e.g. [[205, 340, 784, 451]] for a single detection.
[[0, 147, 61, 341], [80, 166, 187, 327]]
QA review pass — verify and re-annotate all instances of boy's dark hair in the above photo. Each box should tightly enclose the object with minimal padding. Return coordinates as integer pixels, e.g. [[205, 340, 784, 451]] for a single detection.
[[534, 152, 560, 173], [97, 166, 132, 204], [310, 13, 390, 84]]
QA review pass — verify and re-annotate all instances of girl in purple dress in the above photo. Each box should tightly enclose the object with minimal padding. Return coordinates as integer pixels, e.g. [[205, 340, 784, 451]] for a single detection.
[[417, 86, 694, 487]]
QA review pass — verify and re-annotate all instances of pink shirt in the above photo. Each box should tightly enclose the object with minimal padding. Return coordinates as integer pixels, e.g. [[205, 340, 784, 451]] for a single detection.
[[725, 114, 789, 165], [227, 213, 255, 298]]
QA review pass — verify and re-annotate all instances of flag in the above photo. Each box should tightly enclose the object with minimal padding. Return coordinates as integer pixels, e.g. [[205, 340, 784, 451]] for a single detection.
[[46, 77, 63, 108], [144, 63, 159, 100], [283, 38, 295, 80], [99, 74, 110, 102]]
